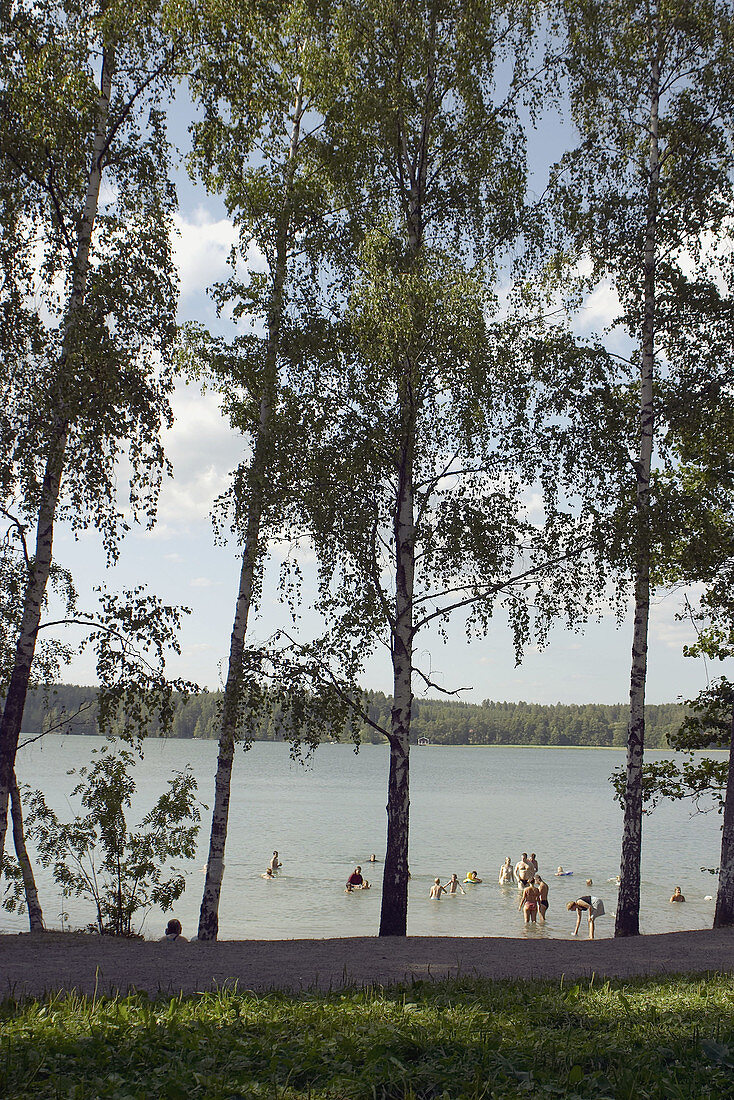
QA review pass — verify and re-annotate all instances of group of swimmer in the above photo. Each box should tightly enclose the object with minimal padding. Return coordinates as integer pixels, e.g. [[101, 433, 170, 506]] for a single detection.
[[430, 868, 491, 897], [506, 853, 608, 936], [430, 873, 468, 897], [345, 854, 381, 892], [448, 851, 608, 938], [260, 850, 381, 892], [502, 853, 549, 926], [164, 847, 689, 941]]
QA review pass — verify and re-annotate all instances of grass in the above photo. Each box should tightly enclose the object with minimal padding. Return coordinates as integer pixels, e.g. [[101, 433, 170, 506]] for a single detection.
[[1, 973, 733, 1098]]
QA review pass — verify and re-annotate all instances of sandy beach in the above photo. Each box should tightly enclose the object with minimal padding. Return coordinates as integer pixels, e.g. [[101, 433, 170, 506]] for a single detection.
[[1, 928, 732, 1000]]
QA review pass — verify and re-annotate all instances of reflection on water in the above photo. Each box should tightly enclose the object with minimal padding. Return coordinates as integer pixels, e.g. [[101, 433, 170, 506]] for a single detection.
[[9, 737, 724, 941]]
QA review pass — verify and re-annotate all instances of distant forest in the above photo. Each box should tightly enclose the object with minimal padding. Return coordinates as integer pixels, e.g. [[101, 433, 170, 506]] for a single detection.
[[19, 684, 687, 749]]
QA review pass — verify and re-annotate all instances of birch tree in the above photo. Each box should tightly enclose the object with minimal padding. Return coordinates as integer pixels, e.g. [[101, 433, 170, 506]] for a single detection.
[[0, 0, 185, 872], [184, 0, 354, 940], [613, 564, 734, 928], [294, 0, 611, 937], [552, 0, 734, 937]]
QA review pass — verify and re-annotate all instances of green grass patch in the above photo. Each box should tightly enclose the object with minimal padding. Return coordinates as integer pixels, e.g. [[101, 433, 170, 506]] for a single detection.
[[1, 973, 733, 1098]]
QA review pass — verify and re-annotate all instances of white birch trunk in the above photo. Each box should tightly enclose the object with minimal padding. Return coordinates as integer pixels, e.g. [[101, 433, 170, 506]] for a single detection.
[[615, 34, 659, 938], [0, 47, 114, 874], [10, 773, 45, 931], [197, 81, 304, 941], [379, 429, 415, 937], [714, 708, 734, 927], [376, 26, 439, 935]]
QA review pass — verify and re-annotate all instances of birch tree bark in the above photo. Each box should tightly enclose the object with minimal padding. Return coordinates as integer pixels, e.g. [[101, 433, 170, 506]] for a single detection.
[[10, 774, 44, 932], [381, 413, 416, 936], [714, 708, 734, 927]]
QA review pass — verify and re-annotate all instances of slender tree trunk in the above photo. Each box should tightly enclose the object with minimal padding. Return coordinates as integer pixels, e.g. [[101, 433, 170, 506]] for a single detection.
[[379, 430, 415, 937], [10, 773, 44, 931], [197, 82, 304, 941], [616, 37, 659, 938], [0, 48, 114, 875], [714, 707, 734, 927], [378, 33, 435, 935]]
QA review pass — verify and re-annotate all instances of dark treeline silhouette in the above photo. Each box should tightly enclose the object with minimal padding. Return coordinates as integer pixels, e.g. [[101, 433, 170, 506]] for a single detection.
[[18, 685, 685, 749]]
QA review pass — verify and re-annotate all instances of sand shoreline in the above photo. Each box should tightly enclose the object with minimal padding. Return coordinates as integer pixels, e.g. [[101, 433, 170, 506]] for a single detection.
[[1, 928, 732, 1000]]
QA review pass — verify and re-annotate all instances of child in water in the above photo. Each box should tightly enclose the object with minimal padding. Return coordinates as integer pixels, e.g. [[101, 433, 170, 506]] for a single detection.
[[430, 877, 446, 899]]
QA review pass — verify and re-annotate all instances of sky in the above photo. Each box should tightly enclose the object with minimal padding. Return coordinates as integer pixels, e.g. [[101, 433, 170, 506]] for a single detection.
[[49, 81, 715, 709]]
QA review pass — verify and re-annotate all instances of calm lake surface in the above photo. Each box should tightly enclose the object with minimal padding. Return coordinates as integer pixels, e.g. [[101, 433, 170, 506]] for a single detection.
[[8, 737, 726, 941]]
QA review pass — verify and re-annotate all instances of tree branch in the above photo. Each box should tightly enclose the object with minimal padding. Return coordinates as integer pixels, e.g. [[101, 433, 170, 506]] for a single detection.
[[1, 507, 31, 568], [17, 700, 96, 750], [413, 666, 471, 697], [412, 544, 591, 633]]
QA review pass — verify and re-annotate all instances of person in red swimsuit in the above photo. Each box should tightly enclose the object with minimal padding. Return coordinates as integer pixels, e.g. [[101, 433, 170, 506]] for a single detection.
[[346, 866, 369, 892], [518, 881, 541, 924]]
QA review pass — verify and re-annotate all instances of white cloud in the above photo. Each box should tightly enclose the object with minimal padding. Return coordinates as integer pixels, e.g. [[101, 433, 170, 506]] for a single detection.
[[649, 589, 703, 651], [172, 209, 267, 302], [172, 209, 237, 299], [520, 490, 545, 523], [579, 280, 622, 330], [190, 576, 217, 588], [270, 537, 317, 565], [149, 381, 244, 528], [156, 463, 231, 527]]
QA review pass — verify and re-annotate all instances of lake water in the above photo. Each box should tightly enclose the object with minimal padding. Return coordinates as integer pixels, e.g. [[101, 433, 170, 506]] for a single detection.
[[8, 737, 727, 941]]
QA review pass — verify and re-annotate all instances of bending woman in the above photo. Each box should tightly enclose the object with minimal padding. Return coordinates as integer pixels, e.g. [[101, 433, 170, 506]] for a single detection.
[[567, 895, 605, 939]]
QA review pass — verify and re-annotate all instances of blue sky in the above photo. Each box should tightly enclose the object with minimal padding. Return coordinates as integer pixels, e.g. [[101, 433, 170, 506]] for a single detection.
[[52, 82, 713, 707]]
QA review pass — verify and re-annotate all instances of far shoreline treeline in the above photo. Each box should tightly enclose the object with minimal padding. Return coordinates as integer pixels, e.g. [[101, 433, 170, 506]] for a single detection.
[[18, 685, 686, 750]]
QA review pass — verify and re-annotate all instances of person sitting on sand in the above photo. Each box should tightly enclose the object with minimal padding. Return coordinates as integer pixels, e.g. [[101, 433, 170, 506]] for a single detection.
[[499, 857, 514, 884], [430, 877, 446, 899], [567, 895, 605, 939], [443, 873, 465, 895], [518, 881, 541, 924], [162, 918, 187, 942], [670, 886, 686, 903], [269, 851, 281, 872], [464, 870, 482, 883], [535, 876, 549, 922]]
